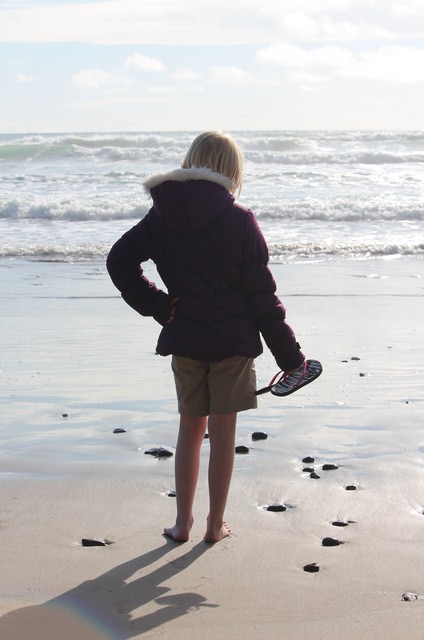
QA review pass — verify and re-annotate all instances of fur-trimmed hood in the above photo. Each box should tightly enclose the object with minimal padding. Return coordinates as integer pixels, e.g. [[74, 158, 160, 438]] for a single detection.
[[143, 166, 233, 195], [143, 167, 235, 233]]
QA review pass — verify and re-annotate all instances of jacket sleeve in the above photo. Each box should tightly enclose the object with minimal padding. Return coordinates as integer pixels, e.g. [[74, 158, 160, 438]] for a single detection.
[[106, 214, 171, 325], [240, 211, 305, 371]]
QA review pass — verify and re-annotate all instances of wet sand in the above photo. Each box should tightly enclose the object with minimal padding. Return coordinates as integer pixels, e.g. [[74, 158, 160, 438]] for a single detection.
[[0, 256, 423, 639]]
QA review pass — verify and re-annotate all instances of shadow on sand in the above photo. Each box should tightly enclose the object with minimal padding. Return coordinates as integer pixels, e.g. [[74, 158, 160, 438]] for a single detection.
[[0, 537, 216, 639]]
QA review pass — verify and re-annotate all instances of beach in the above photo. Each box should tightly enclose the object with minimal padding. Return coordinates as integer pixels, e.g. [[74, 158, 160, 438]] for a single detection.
[[1, 255, 423, 639]]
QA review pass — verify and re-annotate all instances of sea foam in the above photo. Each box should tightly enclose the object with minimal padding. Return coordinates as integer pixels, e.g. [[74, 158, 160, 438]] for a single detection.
[[1, 130, 423, 261]]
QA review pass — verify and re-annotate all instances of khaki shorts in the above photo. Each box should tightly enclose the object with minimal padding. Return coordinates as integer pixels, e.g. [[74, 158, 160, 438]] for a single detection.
[[171, 355, 257, 417]]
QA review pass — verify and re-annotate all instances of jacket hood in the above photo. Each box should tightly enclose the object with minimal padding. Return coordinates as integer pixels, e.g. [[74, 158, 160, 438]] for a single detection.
[[143, 167, 235, 232]]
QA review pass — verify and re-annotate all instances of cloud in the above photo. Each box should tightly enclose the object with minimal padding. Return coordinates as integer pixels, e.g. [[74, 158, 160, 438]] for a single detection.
[[346, 46, 424, 83], [0, 0, 421, 44], [70, 68, 132, 89], [147, 85, 174, 93], [276, 10, 391, 40], [257, 42, 424, 86], [70, 55, 166, 94], [124, 53, 165, 72], [16, 72, 35, 83], [209, 65, 254, 86], [391, 0, 424, 16], [256, 43, 355, 89], [172, 68, 202, 81], [71, 94, 179, 111], [280, 12, 320, 38]]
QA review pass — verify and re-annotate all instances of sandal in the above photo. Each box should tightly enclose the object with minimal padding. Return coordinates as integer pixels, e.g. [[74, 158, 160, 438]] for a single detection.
[[256, 360, 322, 397]]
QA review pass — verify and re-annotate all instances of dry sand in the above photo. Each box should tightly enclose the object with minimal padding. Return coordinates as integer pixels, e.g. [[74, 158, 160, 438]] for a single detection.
[[1, 256, 423, 639]]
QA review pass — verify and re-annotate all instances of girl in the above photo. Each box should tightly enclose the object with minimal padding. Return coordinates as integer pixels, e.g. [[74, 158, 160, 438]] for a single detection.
[[107, 131, 320, 543]]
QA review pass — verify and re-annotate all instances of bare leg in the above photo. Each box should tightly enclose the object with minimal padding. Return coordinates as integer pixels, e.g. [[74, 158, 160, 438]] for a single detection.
[[164, 414, 207, 542], [205, 412, 237, 543]]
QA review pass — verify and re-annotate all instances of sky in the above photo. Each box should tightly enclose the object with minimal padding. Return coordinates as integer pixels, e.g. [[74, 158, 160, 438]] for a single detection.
[[1, 0, 424, 132]]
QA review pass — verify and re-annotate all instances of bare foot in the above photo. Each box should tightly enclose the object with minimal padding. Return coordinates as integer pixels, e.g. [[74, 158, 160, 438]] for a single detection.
[[204, 520, 231, 544], [163, 522, 192, 543]]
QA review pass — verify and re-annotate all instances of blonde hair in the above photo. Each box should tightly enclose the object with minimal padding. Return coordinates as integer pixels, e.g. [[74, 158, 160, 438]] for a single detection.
[[181, 131, 243, 195]]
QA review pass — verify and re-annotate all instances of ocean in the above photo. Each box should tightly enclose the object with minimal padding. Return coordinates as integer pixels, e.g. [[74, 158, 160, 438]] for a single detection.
[[1, 130, 423, 262]]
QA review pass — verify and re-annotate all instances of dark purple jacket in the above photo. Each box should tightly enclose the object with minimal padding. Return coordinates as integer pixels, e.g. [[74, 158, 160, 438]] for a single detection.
[[106, 167, 304, 371]]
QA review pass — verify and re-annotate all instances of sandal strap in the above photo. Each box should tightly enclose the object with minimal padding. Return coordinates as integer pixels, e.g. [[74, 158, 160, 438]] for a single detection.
[[282, 360, 307, 386]]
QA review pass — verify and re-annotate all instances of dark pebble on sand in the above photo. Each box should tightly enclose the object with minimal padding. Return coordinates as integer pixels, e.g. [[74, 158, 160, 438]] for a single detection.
[[204, 433, 209, 439], [322, 464, 339, 471], [167, 491, 176, 498], [302, 456, 315, 464], [359, 372, 367, 377], [155, 448, 174, 458], [345, 485, 357, 491], [303, 563, 320, 573], [252, 431, 268, 441], [351, 356, 361, 361], [81, 538, 111, 547], [145, 447, 173, 458], [402, 592, 420, 602], [266, 504, 287, 512], [113, 428, 127, 434], [332, 521, 349, 527], [235, 445, 250, 454], [310, 472, 320, 479], [322, 537, 342, 547], [62, 414, 68, 418], [303, 467, 315, 473]]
